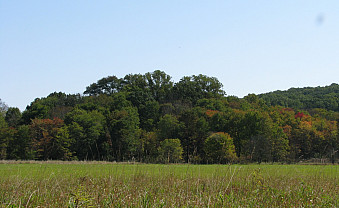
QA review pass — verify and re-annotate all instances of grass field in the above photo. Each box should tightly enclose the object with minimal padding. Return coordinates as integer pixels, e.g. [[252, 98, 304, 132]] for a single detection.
[[0, 161, 338, 207]]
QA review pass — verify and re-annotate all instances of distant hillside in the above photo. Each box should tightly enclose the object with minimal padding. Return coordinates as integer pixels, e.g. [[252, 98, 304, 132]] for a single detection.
[[258, 83, 339, 112]]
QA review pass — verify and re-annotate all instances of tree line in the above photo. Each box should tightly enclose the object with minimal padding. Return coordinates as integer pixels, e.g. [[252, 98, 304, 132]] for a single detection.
[[0, 70, 338, 163]]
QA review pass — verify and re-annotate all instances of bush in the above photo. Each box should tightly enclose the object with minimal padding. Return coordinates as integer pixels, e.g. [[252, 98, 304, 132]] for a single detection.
[[204, 132, 237, 164]]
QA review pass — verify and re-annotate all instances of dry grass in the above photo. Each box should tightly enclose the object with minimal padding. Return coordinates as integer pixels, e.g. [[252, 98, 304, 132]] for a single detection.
[[0, 162, 338, 207]]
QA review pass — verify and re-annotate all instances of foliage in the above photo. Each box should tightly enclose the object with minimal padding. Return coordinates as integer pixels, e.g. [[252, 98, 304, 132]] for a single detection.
[[30, 118, 72, 160], [139, 100, 160, 131], [172, 74, 225, 104], [0, 116, 12, 159], [84, 70, 173, 103], [7, 125, 35, 160], [106, 106, 140, 161], [204, 132, 237, 163], [0, 98, 8, 117], [5, 107, 21, 127], [1, 72, 338, 163], [259, 83, 339, 112], [22, 92, 83, 124], [157, 114, 181, 141], [158, 139, 183, 163], [65, 108, 106, 160]]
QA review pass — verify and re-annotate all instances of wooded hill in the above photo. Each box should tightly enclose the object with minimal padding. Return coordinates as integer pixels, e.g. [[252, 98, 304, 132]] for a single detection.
[[0, 71, 338, 163], [259, 83, 339, 112]]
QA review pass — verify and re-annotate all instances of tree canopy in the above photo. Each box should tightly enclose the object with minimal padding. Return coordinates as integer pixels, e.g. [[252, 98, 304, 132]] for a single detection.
[[259, 83, 339, 112], [0, 72, 337, 164]]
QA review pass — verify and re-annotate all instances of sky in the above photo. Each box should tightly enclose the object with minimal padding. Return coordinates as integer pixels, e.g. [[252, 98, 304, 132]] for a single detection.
[[1, 1, 339, 111]]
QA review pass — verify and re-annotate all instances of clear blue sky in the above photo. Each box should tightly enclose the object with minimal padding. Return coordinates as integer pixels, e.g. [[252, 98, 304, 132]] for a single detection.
[[1, 1, 338, 110]]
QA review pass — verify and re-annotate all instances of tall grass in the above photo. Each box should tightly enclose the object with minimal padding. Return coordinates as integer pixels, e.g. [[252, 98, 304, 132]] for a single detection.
[[0, 162, 337, 207]]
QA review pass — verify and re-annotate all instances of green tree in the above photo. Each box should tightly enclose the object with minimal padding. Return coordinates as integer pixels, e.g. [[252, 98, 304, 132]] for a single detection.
[[139, 100, 160, 131], [5, 107, 22, 127], [107, 106, 140, 161], [7, 125, 34, 160], [0, 115, 13, 159], [197, 98, 228, 112], [259, 83, 339, 112], [240, 110, 271, 157], [248, 135, 271, 163], [0, 99, 8, 117], [84, 75, 123, 95], [290, 120, 318, 160], [30, 118, 73, 160], [204, 132, 237, 164], [139, 130, 158, 162], [269, 125, 290, 162], [172, 74, 225, 104], [209, 109, 245, 157], [158, 139, 183, 163], [22, 101, 49, 124], [22, 92, 83, 123], [179, 107, 209, 163], [66, 108, 106, 160], [145, 70, 173, 102], [157, 114, 181, 141]]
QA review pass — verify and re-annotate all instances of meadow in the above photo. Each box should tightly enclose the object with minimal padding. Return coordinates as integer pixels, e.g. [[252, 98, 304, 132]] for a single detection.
[[0, 161, 337, 207]]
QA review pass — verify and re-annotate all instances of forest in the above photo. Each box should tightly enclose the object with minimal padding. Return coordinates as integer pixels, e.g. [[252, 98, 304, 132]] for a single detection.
[[0, 70, 338, 163]]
